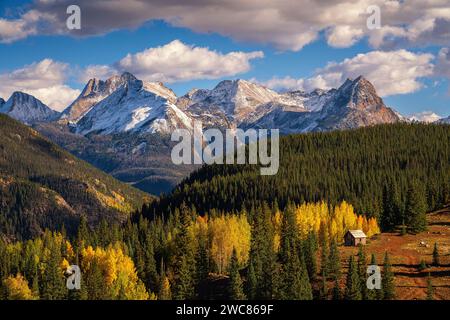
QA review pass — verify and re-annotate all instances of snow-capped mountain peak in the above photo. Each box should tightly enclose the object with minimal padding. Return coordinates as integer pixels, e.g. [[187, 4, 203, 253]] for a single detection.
[[330, 76, 382, 111], [0, 91, 59, 125], [74, 72, 191, 135], [245, 75, 400, 133], [408, 111, 442, 123], [62, 72, 178, 123], [179, 78, 287, 127]]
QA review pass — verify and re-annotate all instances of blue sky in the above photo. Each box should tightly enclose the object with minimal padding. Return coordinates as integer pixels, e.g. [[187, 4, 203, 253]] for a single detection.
[[0, 1, 449, 118]]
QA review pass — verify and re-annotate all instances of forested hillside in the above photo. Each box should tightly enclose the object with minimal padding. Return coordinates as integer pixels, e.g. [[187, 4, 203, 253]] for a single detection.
[[0, 201, 387, 300], [0, 114, 150, 240], [146, 123, 449, 231], [1, 122, 447, 300]]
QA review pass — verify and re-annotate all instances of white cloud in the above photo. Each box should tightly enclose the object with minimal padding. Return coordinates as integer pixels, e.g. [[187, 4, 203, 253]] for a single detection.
[[0, 18, 35, 43], [326, 26, 365, 48], [1, 1, 449, 51], [82, 40, 264, 83], [79, 64, 116, 83], [0, 59, 80, 111], [261, 50, 435, 96], [0, 9, 59, 43], [0, 11, 38, 43], [258, 76, 306, 92], [258, 75, 340, 93], [27, 85, 81, 111]]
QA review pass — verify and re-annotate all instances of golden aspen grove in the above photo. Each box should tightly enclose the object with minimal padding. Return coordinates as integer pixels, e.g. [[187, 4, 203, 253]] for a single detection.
[[0, 200, 380, 300]]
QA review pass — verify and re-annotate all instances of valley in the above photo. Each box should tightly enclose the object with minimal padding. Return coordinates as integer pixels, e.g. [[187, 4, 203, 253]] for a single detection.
[[2, 72, 402, 195]]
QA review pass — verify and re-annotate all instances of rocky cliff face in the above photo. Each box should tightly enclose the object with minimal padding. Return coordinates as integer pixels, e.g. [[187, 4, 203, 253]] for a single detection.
[[246, 76, 399, 133]]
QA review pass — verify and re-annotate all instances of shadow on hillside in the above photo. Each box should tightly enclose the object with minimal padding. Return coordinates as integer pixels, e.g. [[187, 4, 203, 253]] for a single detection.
[[428, 221, 450, 226], [396, 284, 450, 289], [395, 270, 450, 278], [393, 263, 450, 268]]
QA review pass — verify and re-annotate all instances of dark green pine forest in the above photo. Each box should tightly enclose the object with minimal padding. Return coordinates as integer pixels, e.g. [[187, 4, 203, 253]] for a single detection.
[[146, 123, 449, 230]]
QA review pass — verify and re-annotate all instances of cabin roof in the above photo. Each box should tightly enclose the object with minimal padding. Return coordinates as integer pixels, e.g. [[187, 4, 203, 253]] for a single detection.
[[346, 230, 367, 238]]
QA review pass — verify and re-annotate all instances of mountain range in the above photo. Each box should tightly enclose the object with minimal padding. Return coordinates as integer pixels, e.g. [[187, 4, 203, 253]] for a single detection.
[[438, 116, 450, 124], [1, 72, 446, 194]]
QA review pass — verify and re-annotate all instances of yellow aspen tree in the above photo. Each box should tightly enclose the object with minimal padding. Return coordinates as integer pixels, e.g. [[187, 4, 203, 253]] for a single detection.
[[366, 218, 381, 237], [362, 216, 369, 234], [209, 214, 250, 274], [272, 210, 282, 252], [3, 274, 37, 300], [81, 243, 150, 300], [356, 215, 364, 230]]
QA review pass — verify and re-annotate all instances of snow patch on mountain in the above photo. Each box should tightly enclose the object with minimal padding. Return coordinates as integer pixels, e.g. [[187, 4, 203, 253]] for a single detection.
[[436, 116, 450, 124]]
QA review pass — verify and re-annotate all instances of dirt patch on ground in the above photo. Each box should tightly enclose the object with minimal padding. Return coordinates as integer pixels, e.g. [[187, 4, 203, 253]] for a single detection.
[[339, 206, 450, 300]]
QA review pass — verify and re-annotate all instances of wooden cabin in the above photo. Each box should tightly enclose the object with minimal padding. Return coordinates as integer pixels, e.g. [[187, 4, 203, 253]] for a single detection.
[[344, 230, 367, 246]]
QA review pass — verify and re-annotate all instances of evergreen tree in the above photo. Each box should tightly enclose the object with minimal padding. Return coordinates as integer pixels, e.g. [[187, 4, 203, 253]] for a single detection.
[[195, 238, 209, 299], [246, 261, 257, 300], [357, 245, 368, 300], [332, 275, 341, 300], [76, 217, 89, 251], [143, 235, 158, 292], [67, 253, 87, 301], [304, 233, 317, 282], [328, 239, 341, 279], [418, 259, 427, 272], [173, 204, 196, 300], [320, 269, 328, 300], [320, 225, 329, 277], [41, 236, 66, 300], [279, 205, 312, 300], [271, 262, 283, 300], [279, 205, 298, 264], [404, 182, 427, 233], [345, 256, 361, 300], [228, 249, 246, 300], [368, 254, 379, 300], [382, 181, 401, 231], [248, 204, 275, 299], [382, 252, 395, 300], [281, 251, 312, 300], [158, 275, 172, 300], [432, 243, 440, 266]]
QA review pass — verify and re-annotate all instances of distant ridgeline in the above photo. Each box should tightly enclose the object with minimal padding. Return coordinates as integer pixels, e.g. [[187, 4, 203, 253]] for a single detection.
[[143, 123, 450, 231]]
